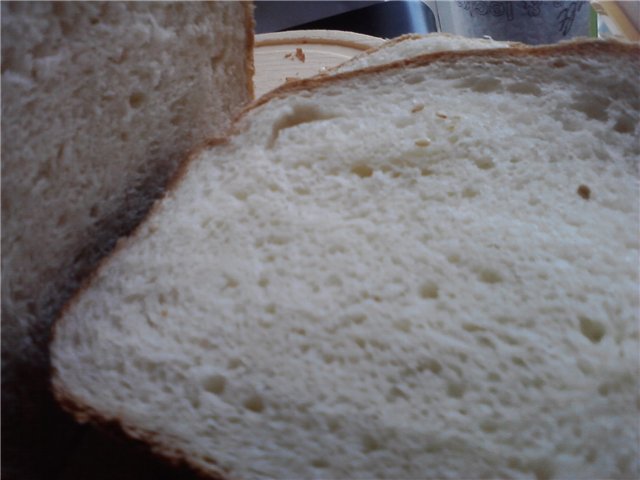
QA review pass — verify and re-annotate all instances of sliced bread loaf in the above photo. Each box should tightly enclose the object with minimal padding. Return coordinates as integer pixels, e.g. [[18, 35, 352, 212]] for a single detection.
[[52, 40, 639, 480], [1, 2, 253, 478]]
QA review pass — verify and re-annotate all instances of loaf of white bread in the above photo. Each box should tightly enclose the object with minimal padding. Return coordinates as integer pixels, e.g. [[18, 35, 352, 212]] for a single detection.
[[51, 40, 639, 479], [1, 2, 253, 478]]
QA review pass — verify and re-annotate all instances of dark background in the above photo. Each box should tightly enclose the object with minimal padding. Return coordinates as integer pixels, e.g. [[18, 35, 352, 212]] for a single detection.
[[254, 1, 437, 37]]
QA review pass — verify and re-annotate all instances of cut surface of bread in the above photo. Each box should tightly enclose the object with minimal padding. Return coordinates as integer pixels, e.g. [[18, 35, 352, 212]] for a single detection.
[[332, 32, 514, 73], [1, 0, 253, 357], [52, 41, 639, 480], [1, 2, 253, 478]]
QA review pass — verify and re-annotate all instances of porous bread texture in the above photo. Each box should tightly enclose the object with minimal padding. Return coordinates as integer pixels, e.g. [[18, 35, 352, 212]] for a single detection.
[[332, 33, 513, 74], [1, 2, 253, 478], [1, 0, 252, 358], [52, 41, 640, 480]]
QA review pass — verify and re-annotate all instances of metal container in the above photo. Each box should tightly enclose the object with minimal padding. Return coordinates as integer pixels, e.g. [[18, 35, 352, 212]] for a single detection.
[[425, 1, 591, 44]]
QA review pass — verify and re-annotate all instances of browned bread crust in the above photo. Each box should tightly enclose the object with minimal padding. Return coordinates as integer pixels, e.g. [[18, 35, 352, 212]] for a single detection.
[[50, 39, 639, 480]]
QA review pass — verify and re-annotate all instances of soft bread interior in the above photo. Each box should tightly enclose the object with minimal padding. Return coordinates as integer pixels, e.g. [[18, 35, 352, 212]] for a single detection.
[[52, 42, 639, 480]]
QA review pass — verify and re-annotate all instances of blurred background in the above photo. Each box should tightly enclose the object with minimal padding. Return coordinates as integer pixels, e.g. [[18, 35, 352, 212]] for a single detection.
[[255, 1, 437, 38], [255, 1, 639, 43]]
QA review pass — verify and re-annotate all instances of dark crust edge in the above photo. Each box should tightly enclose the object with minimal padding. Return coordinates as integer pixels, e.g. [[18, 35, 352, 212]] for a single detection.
[[49, 141, 237, 480], [48, 3, 255, 480], [248, 38, 639, 111], [322, 32, 528, 73], [52, 385, 235, 480], [49, 38, 640, 480]]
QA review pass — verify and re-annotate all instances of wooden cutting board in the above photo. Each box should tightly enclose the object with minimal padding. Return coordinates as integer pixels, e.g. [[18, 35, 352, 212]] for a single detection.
[[254, 30, 385, 97]]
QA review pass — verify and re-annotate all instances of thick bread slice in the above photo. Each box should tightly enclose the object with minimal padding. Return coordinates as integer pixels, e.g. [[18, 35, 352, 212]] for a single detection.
[[1, 2, 253, 478], [332, 32, 515, 73], [52, 41, 639, 480]]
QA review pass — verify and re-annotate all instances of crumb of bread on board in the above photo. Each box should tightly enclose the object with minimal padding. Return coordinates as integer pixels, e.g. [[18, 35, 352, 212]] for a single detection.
[[284, 48, 306, 62], [577, 184, 591, 200], [411, 104, 425, 113]]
